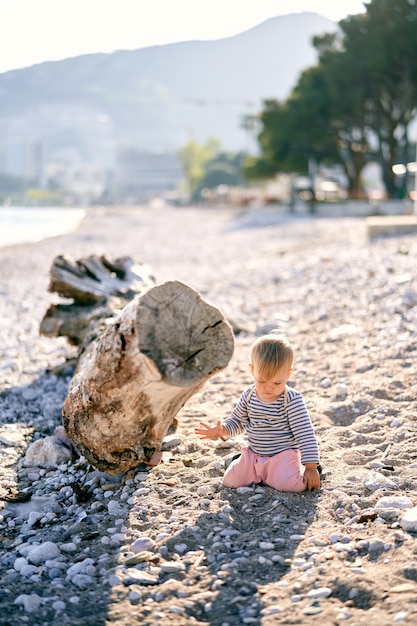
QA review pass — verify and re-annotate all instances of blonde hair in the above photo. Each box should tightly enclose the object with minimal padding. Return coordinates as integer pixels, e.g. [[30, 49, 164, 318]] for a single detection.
[[250, 333, 294, 380]]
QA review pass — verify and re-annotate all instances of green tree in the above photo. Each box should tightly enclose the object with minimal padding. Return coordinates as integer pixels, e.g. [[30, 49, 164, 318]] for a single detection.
[[243, 98, 313, 184], [249, 0, 417, 199], [338, 0, 417, 196], [25, 187, 64, 205], [311, 31, 375, 198], [247, 34, 375, 198], [243, 67, 345, 197], [198, 152, 246, 194], [177, 138, 221, 200]]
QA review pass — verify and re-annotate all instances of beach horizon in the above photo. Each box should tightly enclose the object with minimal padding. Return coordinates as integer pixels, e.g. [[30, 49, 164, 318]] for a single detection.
[[0, 206, 87, 248]]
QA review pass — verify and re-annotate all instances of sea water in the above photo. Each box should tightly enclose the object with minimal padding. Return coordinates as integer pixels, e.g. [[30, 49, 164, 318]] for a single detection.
[[0, 207, 86, 248]]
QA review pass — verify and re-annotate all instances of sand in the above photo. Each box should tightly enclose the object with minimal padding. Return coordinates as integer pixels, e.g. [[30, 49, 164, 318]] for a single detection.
[[1, 204, 417, 625]]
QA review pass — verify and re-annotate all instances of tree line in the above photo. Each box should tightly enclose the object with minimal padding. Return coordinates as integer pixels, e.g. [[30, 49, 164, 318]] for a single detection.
[[244, 0, 417, 200], [179, 0, 417, 203]]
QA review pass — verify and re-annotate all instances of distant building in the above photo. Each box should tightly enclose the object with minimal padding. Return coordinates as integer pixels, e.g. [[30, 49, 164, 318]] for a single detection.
[[113, 149, 183, 202], [44, 151, 108, 204], [0, 139, 43, 182]]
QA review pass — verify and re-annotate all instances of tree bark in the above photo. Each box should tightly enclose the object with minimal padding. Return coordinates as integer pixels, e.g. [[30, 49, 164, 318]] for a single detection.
[[41, 257, 234, 475]]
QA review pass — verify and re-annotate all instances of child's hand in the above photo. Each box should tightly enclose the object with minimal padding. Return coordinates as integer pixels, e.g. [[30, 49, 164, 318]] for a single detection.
[[195, 421, 227, 440], [303, 464, 321, 491]]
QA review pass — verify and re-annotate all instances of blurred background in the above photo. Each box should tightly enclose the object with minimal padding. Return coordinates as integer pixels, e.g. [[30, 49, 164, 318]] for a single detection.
[[0, 0, 416, 213]]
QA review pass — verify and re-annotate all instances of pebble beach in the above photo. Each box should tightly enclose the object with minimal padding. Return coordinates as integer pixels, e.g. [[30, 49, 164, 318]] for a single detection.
[[1, 204, 417, 625]]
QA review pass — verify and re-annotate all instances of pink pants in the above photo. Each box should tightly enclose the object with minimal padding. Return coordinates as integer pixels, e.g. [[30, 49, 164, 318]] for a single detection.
[[223, 447, 306, 492]]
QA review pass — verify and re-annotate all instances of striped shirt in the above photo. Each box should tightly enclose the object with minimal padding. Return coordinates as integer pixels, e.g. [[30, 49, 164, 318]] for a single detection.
[[222, 385, 320, 464]]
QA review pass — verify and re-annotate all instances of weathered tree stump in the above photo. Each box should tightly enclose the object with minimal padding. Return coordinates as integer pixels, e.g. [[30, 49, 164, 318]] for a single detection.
[[41, 255, 234, 474]]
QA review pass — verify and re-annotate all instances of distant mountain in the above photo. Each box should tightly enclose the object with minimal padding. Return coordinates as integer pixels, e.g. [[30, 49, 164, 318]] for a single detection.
[[0, 12, 336, 164]]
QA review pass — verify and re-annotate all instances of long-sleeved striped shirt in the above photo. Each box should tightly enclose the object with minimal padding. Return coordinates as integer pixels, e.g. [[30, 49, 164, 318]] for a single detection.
[[222, 384, 320, 464]]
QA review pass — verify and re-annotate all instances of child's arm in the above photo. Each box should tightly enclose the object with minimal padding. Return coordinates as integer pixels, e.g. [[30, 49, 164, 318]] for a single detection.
[[303, 462, 321, 491], [196, 388, 250, 440], [195, 421, 228, 439]]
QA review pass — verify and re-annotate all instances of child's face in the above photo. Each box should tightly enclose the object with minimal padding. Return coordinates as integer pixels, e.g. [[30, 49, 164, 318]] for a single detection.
[[250, 362, 292, 403]]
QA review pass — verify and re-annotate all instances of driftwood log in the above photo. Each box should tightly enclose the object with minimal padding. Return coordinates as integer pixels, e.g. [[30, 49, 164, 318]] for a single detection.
[[41, 255, 234, 474], [40, 254, 156, 346]]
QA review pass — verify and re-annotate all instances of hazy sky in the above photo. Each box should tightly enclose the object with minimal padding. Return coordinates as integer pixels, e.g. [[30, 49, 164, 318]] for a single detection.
[[1, 0, 367, 74]]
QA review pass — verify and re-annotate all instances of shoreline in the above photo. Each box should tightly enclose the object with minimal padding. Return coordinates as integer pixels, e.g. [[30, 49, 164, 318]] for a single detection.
[[1, 198, 415, 250], [0, 204, 283, 252], [0, 206, 87, 249]]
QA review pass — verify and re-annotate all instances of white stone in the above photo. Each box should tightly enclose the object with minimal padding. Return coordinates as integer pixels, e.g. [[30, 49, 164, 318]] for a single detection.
[[236, 487, 254, 494], [123, 569, 159, 585], [160, 561, 186, 573], [174, 543, 188, 554], [260, 604, 282, 616], [110, 533, 125, 546], [27, 541, 61, 565], [307, 587, 332, 598], [220, 528, 240, 537], [364, 471, 398, 491], [70, 574, 95, 589], [336, 609, 352, 620], [375, 496, 413, 510], [21, 388, 40, 401], [291, 595, 303, 603], [135, 472, 150, 482], [161, 435, 182, 450], [27, 511, 43, 528], [368, 538, 385, 552], [20, 564, 38, 577], [334, 383, 348, 397], [107, 500, 125, 516], [60, 542, 77, 553], [197, 485, 213, 496], [401, 506, 417, 532], [14, 556, 28, 572], [390, 418, 401, 428], [66, 558, 95, 577], [45, 560, 66, 570], [14, 593, 42, 612], [128, 589, 142, 604], [393, 611, 407, 622], [130, 537, 155, 553], [22, 437, 73, 467], [369, 461, 385, 468], [52, 600, 66, 611]]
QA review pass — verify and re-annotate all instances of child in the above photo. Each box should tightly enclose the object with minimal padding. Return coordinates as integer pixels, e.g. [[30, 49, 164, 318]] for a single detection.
[[195, 333, 321, 492]]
